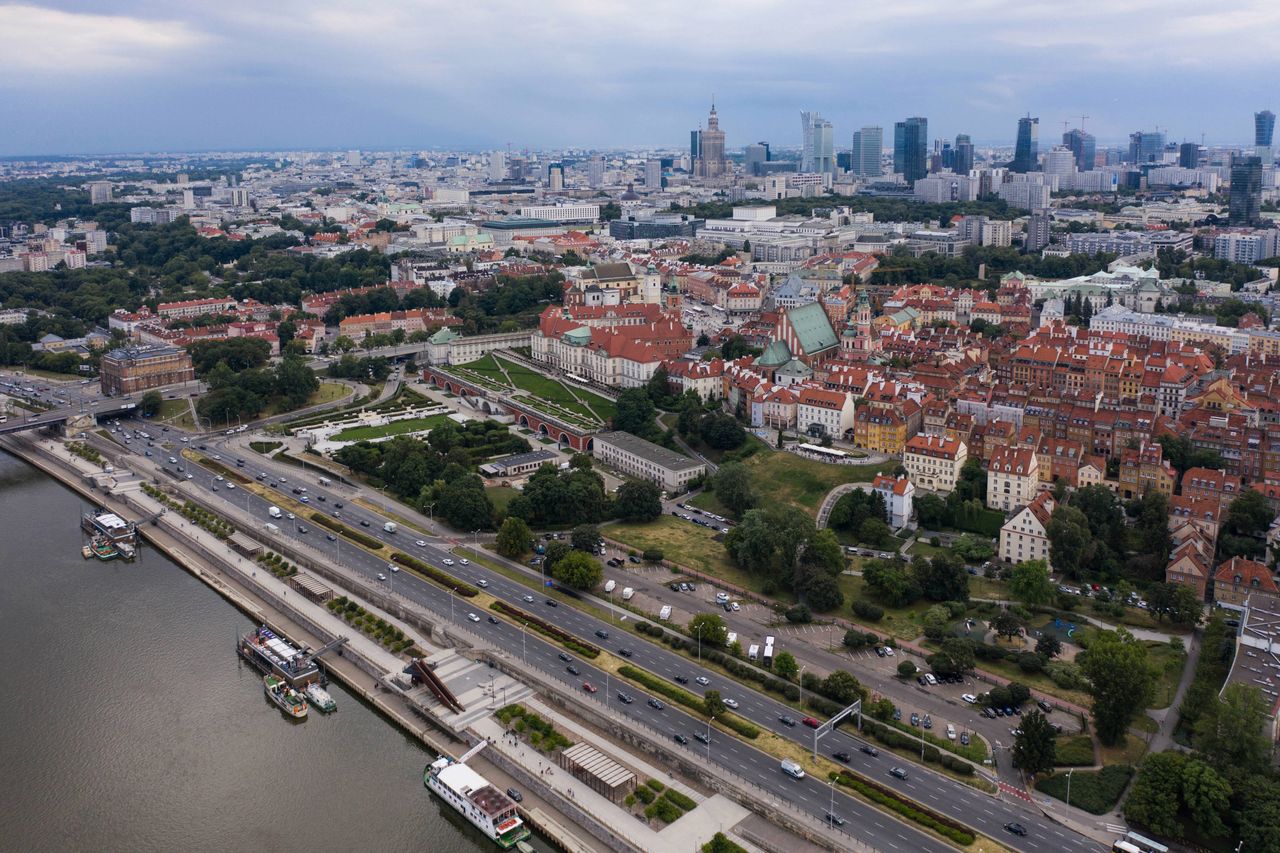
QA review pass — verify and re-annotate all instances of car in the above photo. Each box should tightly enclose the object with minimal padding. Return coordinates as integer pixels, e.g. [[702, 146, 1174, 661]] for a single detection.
[[946, 724, 956, 740], [595, 630, 610, 640], [1037, 699, 1052, 713], [415, 540, 427, 547], [694, 731, 710, 745], [334, 502, 343, 509], [144, 450, 152, 457], [377, 573, 387, 581], [993, 707, 1005, 717], [982, 707, 996, 719], [892, 708, 901, 721], [910, 713, 920, 726], [545, 599, 557, 607], [831, 751, 851, 763], [476, 579, 488, 588], [669, 583, 680, 592], [959, 732, 970, 746], [961, 693, 978, 704], [467, 613, 480, 622], [1005, 706, 1017, 716], [442, 558, 455, 566], [617, 648, 633, 658], [326, 534, 337, 541], [824, 813, 846, 827], [506, 788, 523, 803], [459, 558, 470, 566], [487, 616, 498, 625], [674, 734, 689, 745], [722, 602, 732, 612], [215, 475, 225, 482], [559, 652, 572, 662], [890, 767, 909, 780], [582, 683, 597, 694], [695, 676, 709, 686], [314, 494, 322, 501], [566, 664, 580, 675], [186, 473, 194, 479], [922, 715, 933, 729], [875, 646, 887, 658], [647, 698, 665, 710], [860, 745, 880, 757], [731, 602, 740, 611], [1003, 822, 1028, 837], [522, 595, 534, 603], [628, 555, 639, 563], [802, 717, 820, 728], [616, 692, 634, 704], [360, 520, 370, 527], [722, 698, 739, 709], [296, 525, 308, 534]]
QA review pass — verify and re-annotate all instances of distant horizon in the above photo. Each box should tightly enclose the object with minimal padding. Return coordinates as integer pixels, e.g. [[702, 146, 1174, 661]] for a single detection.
[[0, 1, 1276, 156]]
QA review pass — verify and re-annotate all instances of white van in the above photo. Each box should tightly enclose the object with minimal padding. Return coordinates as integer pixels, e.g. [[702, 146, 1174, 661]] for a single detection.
[[621, 587, 635, 601], [780, 760, 806, 780], [748, 644, 759, 661], [383, 521, 397, 534], [659, 606, 672, 621], [268, 506, 282, 519], [604, 579, 616, 593]]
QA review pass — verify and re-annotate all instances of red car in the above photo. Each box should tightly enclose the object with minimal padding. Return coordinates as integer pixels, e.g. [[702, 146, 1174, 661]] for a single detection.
[[802, 717, 821, 728], [582, 683, 598, 694]]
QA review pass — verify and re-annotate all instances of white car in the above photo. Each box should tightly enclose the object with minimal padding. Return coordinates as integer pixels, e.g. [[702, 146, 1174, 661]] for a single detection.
[[467, 613, 481, 623], [388, 564, 399, 573], [215, 475, 224, 482], [226, 483, 235, 490], [415, 540, 427, 547], [442, 558, 455, 566], [185, 474, 193, 480], [731, 602, 741, 611], [946, 724, 956, 740], [695, 676, 710, 686], [287, 513, 295, 520], [476, 579, 488, 587], [723, 698, 739, 709], [377, 573, 387, 581], [961, 693, 978, 704], [522, 595, 534, 603], [883, 647, 895, 657], [459, 558, 470, 565]]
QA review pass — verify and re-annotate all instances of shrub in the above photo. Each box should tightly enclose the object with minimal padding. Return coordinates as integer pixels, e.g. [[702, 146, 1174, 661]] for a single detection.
[[897, 660, 918, 677], [643, 548, 664, 562], [852, 600, 885, 621], [489, 601, 601, 658], [1035, 765, 1133, 814], [644, 797, 683, 824], [634, 785, 656, 804], [663, 788, 697, 811], [784, 604, 812, 623], [646, 778, 666, 792]]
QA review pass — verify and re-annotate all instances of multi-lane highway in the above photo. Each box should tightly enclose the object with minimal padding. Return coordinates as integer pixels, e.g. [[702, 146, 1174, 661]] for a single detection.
[[98, 419, 1103, 853]]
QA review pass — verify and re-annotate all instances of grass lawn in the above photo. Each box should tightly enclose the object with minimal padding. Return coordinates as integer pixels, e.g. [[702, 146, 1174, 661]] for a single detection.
[[1097, 733, 1148, 767], [737, 446, 890, 515], [838, 574, 936, 640], [1145, 640, 1188, 710], [1035, 764, 1133, 814], [955, 646, 1094, 707], [156, 398, 189, 422], [495, 354, 616, 423], [686, 490, 732, 518], [904, 539, 953, 560], [331, 413, 451, 442], [487, 486, 520, 514], [260, 382, 350, 419], [1054, 734, 1096, 766]]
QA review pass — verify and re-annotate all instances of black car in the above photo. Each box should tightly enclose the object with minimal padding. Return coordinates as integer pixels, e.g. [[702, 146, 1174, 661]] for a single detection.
[[506, 787, 523, 803], [669, 583, 680, 592], [360, 519, 370, 527], [824, 813, 846, 827], [647, 698, 665, 710], [545, 599, 558, 608], [334, 501, 344, 508], [779, 715, 797, 727], [673, 733, 689, 745], [566, 665, 580, 675], [628, 556, 640, 563], [558, 652, 572, 662], [617, 648, 633, 658], [983, 707, 996, 719], [1037, 699, 1052, 713], [326, 534, 337, 541], [1003, 822, 1028, 837], [674, 675, 689, 685], [694, 731, 710, 745], [832, 751, 851, 763], [595, 630, 610, 640], [860, 745, 880, 757], [487, 616, 499, 625], [616, 692, 634, 704]]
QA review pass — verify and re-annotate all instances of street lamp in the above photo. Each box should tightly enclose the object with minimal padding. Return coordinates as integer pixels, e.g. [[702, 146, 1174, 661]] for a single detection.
[[798, 665, 806, 714], [1065, 768, 1074, 810], [695, 623, 704, 661], [706, 715, 716, 760]]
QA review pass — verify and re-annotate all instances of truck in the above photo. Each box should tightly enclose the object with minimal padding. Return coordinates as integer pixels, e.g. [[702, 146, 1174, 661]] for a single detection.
[[318, 476, 332, 487], [748, 644, 760, 662], [268, 506, 282, 519], [264, 522, 280, 535], [658, 606, 671, 621], [621, 587, 635, 601], [762, 642, 774, 668], [603, 579, 616, 593], [780, 760, 806, 780], [383, 522, 397, 534]]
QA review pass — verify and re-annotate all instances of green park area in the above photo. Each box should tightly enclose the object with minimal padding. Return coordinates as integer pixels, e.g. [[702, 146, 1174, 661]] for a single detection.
[[331, 413, 451, 442], [451, 352, 617, 426]]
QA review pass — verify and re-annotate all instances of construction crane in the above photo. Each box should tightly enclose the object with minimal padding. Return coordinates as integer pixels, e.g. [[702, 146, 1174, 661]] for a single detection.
[[1080, 114, 1090, 132]]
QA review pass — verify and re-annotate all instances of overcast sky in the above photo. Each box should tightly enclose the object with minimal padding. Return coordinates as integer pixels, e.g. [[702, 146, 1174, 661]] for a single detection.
[[1, 0, 1277, 156]]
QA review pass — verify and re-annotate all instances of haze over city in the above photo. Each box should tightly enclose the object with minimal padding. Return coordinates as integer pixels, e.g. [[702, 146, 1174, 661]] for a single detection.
[[1, 0, 1278, 154]]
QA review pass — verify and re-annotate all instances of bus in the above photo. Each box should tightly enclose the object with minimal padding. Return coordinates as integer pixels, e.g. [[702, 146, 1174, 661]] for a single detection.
[[1113, 832, 1169, 853]]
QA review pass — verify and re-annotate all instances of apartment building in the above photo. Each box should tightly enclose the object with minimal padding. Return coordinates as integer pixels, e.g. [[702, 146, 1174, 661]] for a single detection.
[[986, 446, 1040, 513], [903, 433, 968, 494], [999, 491, 1056, 568], [591, 431, 705, 492]]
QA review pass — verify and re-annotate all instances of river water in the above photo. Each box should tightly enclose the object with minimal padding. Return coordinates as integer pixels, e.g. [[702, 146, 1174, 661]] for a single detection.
[[0, 451, 499, 853]]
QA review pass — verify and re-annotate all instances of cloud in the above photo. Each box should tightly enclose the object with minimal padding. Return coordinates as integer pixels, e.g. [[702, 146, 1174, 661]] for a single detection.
[[0, 4, 205, 78]]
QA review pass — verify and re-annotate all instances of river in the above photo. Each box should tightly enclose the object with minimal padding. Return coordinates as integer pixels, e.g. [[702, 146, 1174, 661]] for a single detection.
[[0, 450, 503, 853]]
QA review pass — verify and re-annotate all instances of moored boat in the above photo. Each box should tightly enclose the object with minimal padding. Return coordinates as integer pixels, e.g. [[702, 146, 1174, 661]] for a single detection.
[[304, 682, 337, 713], [263, 674, 308, 719], [424, 752, 529, 849]]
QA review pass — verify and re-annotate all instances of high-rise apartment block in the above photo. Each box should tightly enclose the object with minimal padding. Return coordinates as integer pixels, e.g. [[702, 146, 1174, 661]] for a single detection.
[[644, 159, 663, 189], [587, 155, 605, 188], [87, 181, 113, 204]]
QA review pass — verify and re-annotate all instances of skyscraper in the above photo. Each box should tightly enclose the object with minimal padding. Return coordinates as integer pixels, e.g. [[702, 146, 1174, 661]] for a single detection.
[[488, 150, 507, 183], [1256, 110, 1275, 162], [690, 129, 702, 161], [694, 102, 727, 178], [1062, 129, 1096, 172], [587, 155, 604, 188], [644, 159, 663, 189], [1128, 130, 1166, 164], [744, 142, 770, 176], [953, 134, 974, 175], [1230, 155, 1263, 225], [547, 163, 564, 192], [1043, 146, 1076, 184], [1178, 143, 1200, 170], [1012, 116, 1039, 172], [893, 117, 928, 184], [850, 127, 883, 178], [800, 111, 835, 175]]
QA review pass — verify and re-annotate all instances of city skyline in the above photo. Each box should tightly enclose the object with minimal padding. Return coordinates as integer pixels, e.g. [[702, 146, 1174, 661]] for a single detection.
[[1, 1, 1279, 156]]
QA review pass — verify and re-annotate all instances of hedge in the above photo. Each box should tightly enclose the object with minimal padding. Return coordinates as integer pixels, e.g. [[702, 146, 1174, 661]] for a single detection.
[[832, 771, 976, 845], [309, 512, 386, 550], [634, 785, 656, 804], [853, 600, 885, 621], [489, 601, 600, 658], [644, 797, 683, 824], [663, 788, 697, 811], [391, 551, 480, 597], [195, 455, 253, 484], [645, 779, 666, 792], [617, 665, 760, 739]]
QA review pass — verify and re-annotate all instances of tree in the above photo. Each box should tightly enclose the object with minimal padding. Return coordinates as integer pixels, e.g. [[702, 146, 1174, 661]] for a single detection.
[[912, 552, 970, 602], [951, 533, 994, 563], [822, 670, 863, 705], [1226, 489, 1273, 540], [1124, 751, 1186, 837], [773, 651, 799, 681], [897, 660, 918, 678], [274, 354, 319, 409], [139, 390, 163, 417], [1181, 758, 1232, 838], [614, 481, 661, 522], [1193, 683, 1274, 775], [723, 504, 816, 582], [699, 412, 746, 449], [991, 609, 1023, 640], [857, 517, 894, 549], [703, 689, 725, 717], [1035, 635, 1062, 660], [1235, 776, 1280, 853], [571, 524, 600, 552], [862, 558, 920, 607], [438, 476, 495, 531], [645, 365, 670, 405], [551, 550, 603, 589], [688, 613, 729, 648], [793, 563, 845, 612], [1011, 710, 1057, 775], [495, 517, 531, 558], [710, 462, 755, 516], [1047, 506, 1092, 579], [613, 388, 659, 440], [1078, 628, 1155, 745], [914, 493, 950, 528], [543, 540, 571, 572], [929, 638, 976, 677], [1008, 559, 1055, 606]]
